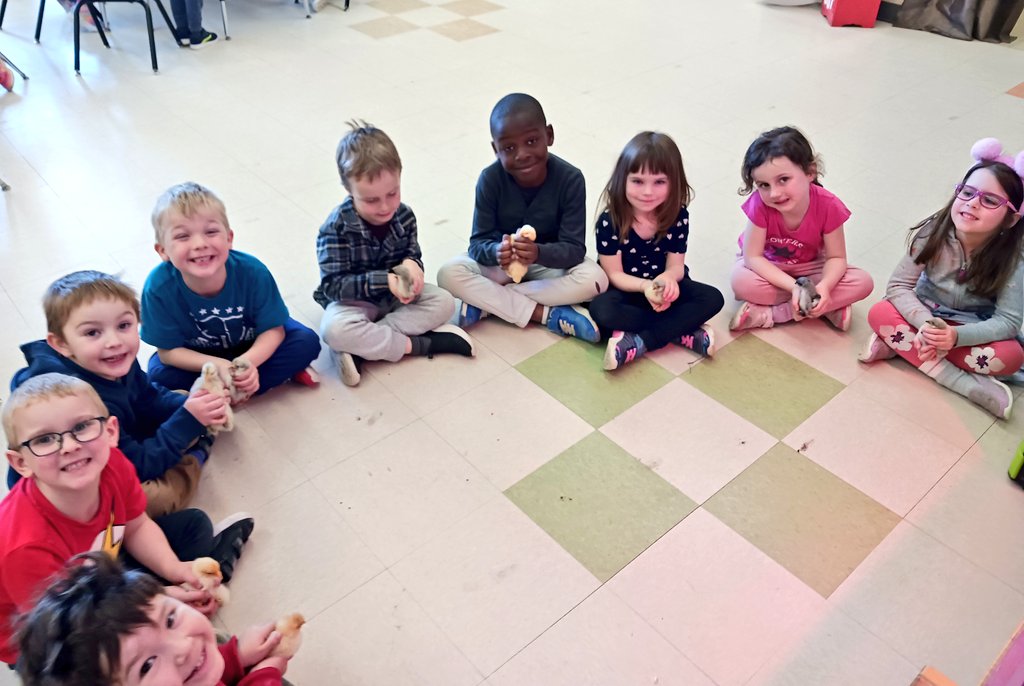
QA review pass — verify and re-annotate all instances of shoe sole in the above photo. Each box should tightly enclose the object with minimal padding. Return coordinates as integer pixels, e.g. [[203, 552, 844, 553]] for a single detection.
[[729, 303, 750, 331], [603, 333, 623, 371], [213, 512, 255, 538], [702, 324, 716, 358], [999, 379, 1014, 420], [336, 352, 361, 387], [432, 323, 476, 357]]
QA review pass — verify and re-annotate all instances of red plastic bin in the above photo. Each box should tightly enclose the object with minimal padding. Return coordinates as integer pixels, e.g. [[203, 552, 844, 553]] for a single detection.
[[821, 0, 882, 27]]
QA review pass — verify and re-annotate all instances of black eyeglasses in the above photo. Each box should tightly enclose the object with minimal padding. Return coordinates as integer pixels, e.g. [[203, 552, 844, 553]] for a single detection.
[[19, 417, 109, 457], [954, 183, 1020, 214]]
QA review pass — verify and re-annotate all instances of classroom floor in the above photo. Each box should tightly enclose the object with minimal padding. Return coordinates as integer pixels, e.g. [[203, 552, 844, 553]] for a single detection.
[[2, 0, 1024, 684]]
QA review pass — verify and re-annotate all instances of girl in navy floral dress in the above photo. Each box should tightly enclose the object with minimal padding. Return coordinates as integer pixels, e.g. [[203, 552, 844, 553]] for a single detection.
[[589, 132, 724, 371]]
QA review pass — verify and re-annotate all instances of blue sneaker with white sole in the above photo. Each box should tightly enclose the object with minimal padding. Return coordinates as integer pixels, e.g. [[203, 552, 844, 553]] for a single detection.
[[547, 305, 600, 343], [458, 302, 485, 328]]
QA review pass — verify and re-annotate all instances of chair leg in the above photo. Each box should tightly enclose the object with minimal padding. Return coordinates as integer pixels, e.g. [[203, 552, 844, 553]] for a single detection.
[[152, 0, 182, 45], [128, 0, 157, 72], [34, 0, 45, 41], [1, 0, 9, 30], [0, 50, 28, 78], [73, 2, 80, 71], [343, 0, 348, 9], [85, 2, 110, 47], [0, 177, 10, 191], [219, 0, 228, 39]]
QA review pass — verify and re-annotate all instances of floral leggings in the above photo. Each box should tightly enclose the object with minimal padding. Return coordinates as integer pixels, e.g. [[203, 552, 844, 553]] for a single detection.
[[868, 300, 1024, 375]]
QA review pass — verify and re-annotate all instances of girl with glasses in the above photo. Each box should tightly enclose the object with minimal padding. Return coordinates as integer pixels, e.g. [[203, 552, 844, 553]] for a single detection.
[[860, 138, 1024, 419]]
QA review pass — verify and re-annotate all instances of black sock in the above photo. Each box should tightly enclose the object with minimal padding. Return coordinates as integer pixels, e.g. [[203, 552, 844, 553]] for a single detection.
[[409, 336, 430, 356]]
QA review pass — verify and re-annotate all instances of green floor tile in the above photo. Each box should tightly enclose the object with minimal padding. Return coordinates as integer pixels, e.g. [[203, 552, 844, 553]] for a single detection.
[[516, 338, 673, 427], [505, 432, 696, 582], [705, 443, 901, 597], [680, 334, 844, 438]]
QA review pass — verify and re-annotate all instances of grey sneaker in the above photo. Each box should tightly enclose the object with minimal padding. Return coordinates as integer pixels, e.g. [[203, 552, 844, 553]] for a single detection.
[[968, 376, 1013, 420]]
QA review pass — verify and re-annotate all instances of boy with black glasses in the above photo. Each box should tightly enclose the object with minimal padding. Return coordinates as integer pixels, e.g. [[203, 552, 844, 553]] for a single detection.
[[0, 373, 252, 667]]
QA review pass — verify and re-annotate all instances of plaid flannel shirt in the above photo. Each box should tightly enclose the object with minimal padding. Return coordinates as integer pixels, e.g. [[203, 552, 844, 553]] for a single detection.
[[313, 197, 424, 308]]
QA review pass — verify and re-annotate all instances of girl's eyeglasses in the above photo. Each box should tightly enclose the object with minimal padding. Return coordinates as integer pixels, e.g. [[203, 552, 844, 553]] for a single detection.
[[19, 417, 109, 457], [954, 183, 1020, 214]]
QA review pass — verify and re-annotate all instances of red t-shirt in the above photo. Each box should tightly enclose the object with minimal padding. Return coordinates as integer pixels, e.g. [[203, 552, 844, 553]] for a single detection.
[[218, 637, 284, 685], [0, 448, 147, 664]]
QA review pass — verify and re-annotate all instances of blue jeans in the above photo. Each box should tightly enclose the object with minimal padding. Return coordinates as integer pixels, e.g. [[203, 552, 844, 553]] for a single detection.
[[169, 0, 204, 39], [148, 318, 322, 394]]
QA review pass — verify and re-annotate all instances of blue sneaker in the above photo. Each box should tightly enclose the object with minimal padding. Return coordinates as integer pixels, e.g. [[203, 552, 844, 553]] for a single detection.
[[603, 331, 646, 371], [547, 305, 600, 343], [458, 301, 485, 328]]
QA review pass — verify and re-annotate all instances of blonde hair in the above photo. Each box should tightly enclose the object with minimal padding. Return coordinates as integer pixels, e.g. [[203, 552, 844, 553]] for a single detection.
[[44, 271, 140, 339], [151, 182, 230, 243], [3, 374, 107, 449], [335, 120, 402, 191]]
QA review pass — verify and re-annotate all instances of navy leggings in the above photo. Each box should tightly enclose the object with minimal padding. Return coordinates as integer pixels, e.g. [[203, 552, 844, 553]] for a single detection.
[[147, 318, 321, 394], [589, 277, 725, 351]]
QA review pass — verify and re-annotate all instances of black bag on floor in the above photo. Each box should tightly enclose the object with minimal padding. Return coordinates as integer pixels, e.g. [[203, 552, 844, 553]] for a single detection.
[[894, 0, 1024, 42]]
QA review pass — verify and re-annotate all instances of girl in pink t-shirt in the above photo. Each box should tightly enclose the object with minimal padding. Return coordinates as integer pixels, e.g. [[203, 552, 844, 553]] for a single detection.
[[729, 126, 873, 331]]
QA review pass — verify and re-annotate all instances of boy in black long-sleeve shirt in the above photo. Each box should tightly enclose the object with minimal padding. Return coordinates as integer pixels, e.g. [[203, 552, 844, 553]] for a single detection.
[[437, 93, 608, 341]]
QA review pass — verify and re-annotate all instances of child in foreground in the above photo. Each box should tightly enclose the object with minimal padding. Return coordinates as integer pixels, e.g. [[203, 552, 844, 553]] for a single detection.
[[15, 552, 293, 685], [860, 139, 1024, 419], [589, 131, 724, 370], [0, 373, 253, 666]]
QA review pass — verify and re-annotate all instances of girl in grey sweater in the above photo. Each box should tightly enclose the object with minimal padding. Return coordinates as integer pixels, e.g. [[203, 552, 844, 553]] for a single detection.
[[860, 140, 1024, 419]]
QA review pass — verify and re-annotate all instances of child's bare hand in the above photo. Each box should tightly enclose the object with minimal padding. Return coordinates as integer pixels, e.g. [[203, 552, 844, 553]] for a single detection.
[[238, 622, 282, 667], [808, 287, 832, 318], [164, 584, 218, 617], [658, 277, 679, 306], [232, 363, 260, 397], [388, 273, 415, 305], [496, 236, 513, 268], [789, 284, 805, 321], [400, 259, 425, 297], [184, 389, 229, 427], [511, 235, 539, 267], [920, 321, 957, 351]]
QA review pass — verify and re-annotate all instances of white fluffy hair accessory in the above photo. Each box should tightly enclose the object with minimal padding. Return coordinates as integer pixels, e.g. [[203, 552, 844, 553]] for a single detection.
[[971, 138, 1024, 182]]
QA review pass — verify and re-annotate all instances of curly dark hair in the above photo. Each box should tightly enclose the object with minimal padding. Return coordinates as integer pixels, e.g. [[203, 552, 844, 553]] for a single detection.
[[14, 553, 162, 686]]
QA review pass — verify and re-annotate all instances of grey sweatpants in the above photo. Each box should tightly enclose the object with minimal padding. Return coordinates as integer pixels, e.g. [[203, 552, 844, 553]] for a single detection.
[[320, 284, 455, 362], [436, 255, 608, 327]]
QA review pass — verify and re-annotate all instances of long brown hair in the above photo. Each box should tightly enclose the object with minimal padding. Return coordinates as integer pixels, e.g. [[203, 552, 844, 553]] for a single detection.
[[911, 160, 1024, 299], [599, 131, 692, 241]]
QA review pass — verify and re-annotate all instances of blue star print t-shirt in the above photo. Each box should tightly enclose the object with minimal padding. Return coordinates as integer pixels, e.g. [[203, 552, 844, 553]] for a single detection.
[[141, 251, 289, 352], [595, 206, 690, 279]]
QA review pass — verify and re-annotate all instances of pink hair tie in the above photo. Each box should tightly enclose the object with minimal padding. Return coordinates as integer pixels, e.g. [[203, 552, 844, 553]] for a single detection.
[[971, 137, 1024, 182]]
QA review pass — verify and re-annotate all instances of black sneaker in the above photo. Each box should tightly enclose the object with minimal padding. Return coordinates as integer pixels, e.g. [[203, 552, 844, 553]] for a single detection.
[[209, 512, 254, 583], [173, 28, 190, 45], [423, 324, 476, 358], [189, 29, 218, 49]]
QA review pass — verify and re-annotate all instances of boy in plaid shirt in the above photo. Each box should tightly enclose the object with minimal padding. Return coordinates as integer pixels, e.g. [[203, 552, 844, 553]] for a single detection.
[[313, 121, 475, 387]]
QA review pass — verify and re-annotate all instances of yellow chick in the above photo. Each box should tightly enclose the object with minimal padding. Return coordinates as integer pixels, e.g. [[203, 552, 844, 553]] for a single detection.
[[190, 557, 230, 607]]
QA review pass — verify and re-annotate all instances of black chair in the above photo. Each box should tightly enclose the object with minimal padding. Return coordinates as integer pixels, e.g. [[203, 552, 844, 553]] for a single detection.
[[0, 0, 180, 73]]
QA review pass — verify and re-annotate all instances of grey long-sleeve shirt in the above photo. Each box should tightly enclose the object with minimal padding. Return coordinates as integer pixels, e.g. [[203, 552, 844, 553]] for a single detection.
[[885, 223, 1024, 347]]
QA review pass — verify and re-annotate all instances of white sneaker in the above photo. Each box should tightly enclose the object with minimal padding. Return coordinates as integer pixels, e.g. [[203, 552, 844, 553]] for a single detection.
[[332, 350, 361, 387]]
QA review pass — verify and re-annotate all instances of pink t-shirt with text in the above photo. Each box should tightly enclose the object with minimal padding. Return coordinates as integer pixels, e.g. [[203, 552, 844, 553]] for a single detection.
[[738, 183, 851, 265]]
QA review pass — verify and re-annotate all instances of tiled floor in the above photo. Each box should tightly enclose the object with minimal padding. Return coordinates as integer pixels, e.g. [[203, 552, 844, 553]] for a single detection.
[[1, 1, 1024, 684]]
